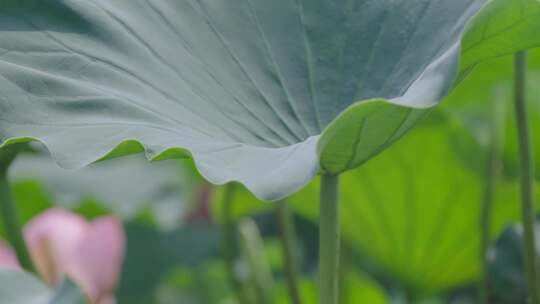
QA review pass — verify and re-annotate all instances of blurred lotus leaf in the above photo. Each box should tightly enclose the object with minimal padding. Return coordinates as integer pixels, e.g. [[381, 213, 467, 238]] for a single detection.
[[0, 270, 85, 304], [9, 153, 194, 227]]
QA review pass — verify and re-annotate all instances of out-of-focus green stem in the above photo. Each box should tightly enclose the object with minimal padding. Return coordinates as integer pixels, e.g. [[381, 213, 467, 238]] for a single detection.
[[239, 218, 275, 304], [480, 90, 505, 303], [338, 244, 351, 304], [276, 200, 302, 304], [220, 183, 248, 304], [319, 174, 340, 304], [514, 51, 540, 304], [0, 145, 35, 273]]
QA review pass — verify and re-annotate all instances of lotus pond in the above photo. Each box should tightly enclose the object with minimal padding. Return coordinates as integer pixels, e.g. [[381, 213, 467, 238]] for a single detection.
[[1, 1, 540, 303]]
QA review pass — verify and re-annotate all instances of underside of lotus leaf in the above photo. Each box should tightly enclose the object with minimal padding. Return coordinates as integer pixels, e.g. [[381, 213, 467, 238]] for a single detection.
[[0, 0, 539, 200]]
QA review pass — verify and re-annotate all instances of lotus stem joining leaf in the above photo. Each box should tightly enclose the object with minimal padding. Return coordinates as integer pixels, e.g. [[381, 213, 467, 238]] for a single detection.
[[0, 0, 539, 200]]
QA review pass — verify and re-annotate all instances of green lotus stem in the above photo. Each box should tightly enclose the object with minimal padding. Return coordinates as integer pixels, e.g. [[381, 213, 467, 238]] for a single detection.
[[514, 51, 540, 304], [338, 245, 351, 303], [0, 145, 36, 273], [319, 174, 340, 304], [238, 218, 275, 304], [276, 200, 302, 304], [220, 183, 248, 304], [480, 91, 504, 303]]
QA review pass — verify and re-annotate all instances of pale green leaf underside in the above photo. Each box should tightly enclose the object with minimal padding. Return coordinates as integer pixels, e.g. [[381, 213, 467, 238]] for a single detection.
[[0, 0, 538, 200], [0, 270, 52, 304], [0, 270, 85, 304]]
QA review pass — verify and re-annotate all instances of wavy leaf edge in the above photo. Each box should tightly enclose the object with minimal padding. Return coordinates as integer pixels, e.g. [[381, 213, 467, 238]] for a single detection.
[[2, 0, 540, 201]]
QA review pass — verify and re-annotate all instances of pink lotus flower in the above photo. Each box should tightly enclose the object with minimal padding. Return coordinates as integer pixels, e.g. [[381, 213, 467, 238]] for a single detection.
[[0, 208, 125, 304]]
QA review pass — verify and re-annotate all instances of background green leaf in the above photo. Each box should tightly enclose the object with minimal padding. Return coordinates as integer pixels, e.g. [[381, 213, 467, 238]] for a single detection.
[[296, 121, 489, 294], [486, 217, 540, 304], [275, 273, 388, 304], [117, 222, 221, 304], [48, 277, 87, 304], [443, 49, 540, 181], [213, 115, 540, 296]]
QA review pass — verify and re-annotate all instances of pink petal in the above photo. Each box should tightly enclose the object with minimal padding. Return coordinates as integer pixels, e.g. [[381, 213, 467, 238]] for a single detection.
[[24, 208, 87, 285], [22, 209, 125, 303], [69, 217, 125, 302], [0, 239, 20, 270]]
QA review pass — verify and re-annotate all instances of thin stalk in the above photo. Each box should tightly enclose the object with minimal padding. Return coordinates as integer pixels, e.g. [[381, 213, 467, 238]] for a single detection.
[[220, 183, 248, 304], [480, 90, 505, 303], [514, 51, 540, 304], [319, 174, 340, 304], [338, 244, 351, 304], [0, 145, 35, 273], [239, 218, 276, 304], [276, 200, 302, 304]]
